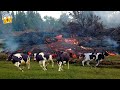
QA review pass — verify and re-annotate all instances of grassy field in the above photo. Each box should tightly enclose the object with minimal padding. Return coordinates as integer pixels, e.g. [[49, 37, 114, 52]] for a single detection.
[[0, 55, 120, 79]]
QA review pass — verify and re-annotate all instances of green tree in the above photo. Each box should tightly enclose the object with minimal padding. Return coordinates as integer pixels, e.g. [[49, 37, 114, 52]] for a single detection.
[[15, 11, 27, 31], [11, 11, 16, 31], [26, 11, 43, 30]]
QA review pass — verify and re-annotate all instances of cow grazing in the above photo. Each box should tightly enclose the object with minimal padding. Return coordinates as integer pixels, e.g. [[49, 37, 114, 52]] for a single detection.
[[80, 51, 109, 67], [56, 51, 70, 71], [33, 52, 54, 71], [7, 53, 30, 72]]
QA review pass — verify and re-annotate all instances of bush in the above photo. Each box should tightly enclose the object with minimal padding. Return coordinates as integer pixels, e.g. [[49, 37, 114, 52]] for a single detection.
[[0, 53, 8, 61]]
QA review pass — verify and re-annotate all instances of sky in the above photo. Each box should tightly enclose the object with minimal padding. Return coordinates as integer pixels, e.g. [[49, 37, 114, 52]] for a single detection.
[[38, 11, 70, 19]]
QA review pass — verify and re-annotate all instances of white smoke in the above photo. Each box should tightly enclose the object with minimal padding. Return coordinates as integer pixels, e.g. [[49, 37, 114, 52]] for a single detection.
[[93, 11, 120, 28], [104, 37, 119, 48], [5, 38, 19, 52], [0, 24, 19, 52]]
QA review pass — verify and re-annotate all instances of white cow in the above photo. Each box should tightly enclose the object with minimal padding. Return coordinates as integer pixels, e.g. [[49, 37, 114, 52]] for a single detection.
[[33, 52, 54, 71]]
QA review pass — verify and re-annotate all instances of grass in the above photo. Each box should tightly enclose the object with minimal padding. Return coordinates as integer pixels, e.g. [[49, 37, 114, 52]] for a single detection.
[[0, 55, 120, 79]]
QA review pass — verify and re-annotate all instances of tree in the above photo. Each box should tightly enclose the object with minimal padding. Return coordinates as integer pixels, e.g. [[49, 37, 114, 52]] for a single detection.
[[43, 16, 60, 31], [11, 11, 16, 31], [69, 11, 105, 37], [15, 11, 27, 31], [59, 13, 70, 24], [33, 12, 44, 30], [24, 11, 44, 31]]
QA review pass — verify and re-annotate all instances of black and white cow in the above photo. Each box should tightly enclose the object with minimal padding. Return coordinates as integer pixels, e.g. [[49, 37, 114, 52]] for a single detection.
[[80, 53, 96, 66], [33, 52, 54, 71], [56, 51, 70, 71], [80, 51, 109, 67], [7, 52, 30, 72], [95, 51, 109, 66]]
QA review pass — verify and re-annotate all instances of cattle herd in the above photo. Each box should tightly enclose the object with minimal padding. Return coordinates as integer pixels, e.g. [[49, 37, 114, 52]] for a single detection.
[[6, 50, 109, 72]]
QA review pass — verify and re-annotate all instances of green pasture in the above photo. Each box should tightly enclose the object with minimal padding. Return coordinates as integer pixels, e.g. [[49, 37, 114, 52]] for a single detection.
[[0, 55, 120, 79]]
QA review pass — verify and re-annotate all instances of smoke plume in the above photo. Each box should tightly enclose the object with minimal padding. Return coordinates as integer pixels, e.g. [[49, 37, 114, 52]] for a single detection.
[[93, 11, 120, 28], [103, 37, 119, 48], [0, 24, 19, 52]]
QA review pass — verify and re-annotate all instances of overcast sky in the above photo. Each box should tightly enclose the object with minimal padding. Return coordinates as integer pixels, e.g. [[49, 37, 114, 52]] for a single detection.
[[38, 11, 71, 19]]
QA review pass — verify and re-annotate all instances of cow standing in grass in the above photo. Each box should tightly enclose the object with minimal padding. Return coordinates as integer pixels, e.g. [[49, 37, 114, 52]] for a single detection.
[[80, 53, 96, 66], [80, 51, 109, 67], [56, 51, 70, 71], [33, 52, 54, 71], [7, 52, 30, 72], [95, 51, 109, 66]]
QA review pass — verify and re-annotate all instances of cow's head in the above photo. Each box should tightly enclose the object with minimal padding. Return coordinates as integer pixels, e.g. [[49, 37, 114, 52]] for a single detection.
[[104, 51, 109, 56]]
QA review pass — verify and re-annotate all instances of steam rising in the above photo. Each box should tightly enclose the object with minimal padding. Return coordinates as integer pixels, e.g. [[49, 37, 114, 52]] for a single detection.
[[104, 37, 119, 48], [93, 11, 120, 28], [0, 24, 19, 52], [5, 38, 19, 52]]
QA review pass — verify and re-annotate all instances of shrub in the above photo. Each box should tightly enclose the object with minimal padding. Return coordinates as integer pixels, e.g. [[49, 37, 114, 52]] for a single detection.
[[0, 53, 8, 61]]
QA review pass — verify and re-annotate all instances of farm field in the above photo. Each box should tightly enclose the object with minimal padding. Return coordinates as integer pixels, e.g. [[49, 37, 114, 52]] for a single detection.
[[0, 55, 120, 79]]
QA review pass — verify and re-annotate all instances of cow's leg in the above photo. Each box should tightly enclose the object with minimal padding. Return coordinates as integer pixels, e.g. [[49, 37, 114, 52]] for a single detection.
[[45, 61, 49, 69], [96, 60, 100, 67], [43, 60, 47, 70], [27, 56, 30, 69], [49, 55, 54, 68], [58, 61, 62, 71], [20, 59, 26, 70], [26, 60, 30, 70], [68, 61, 69, 69], [63, 61, 66, 65], [86, 60, 90, 66], [51, 59, 54, 68], [28, 56, 30, 69], [82, 60, 85, 66], [96, 59, 103, 67], [61, 65, 63, 71], [14, 62, 24, 72], [19, 67, 24, 72], [39, 61, 45, 70], [43, 60, 47, 71]]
